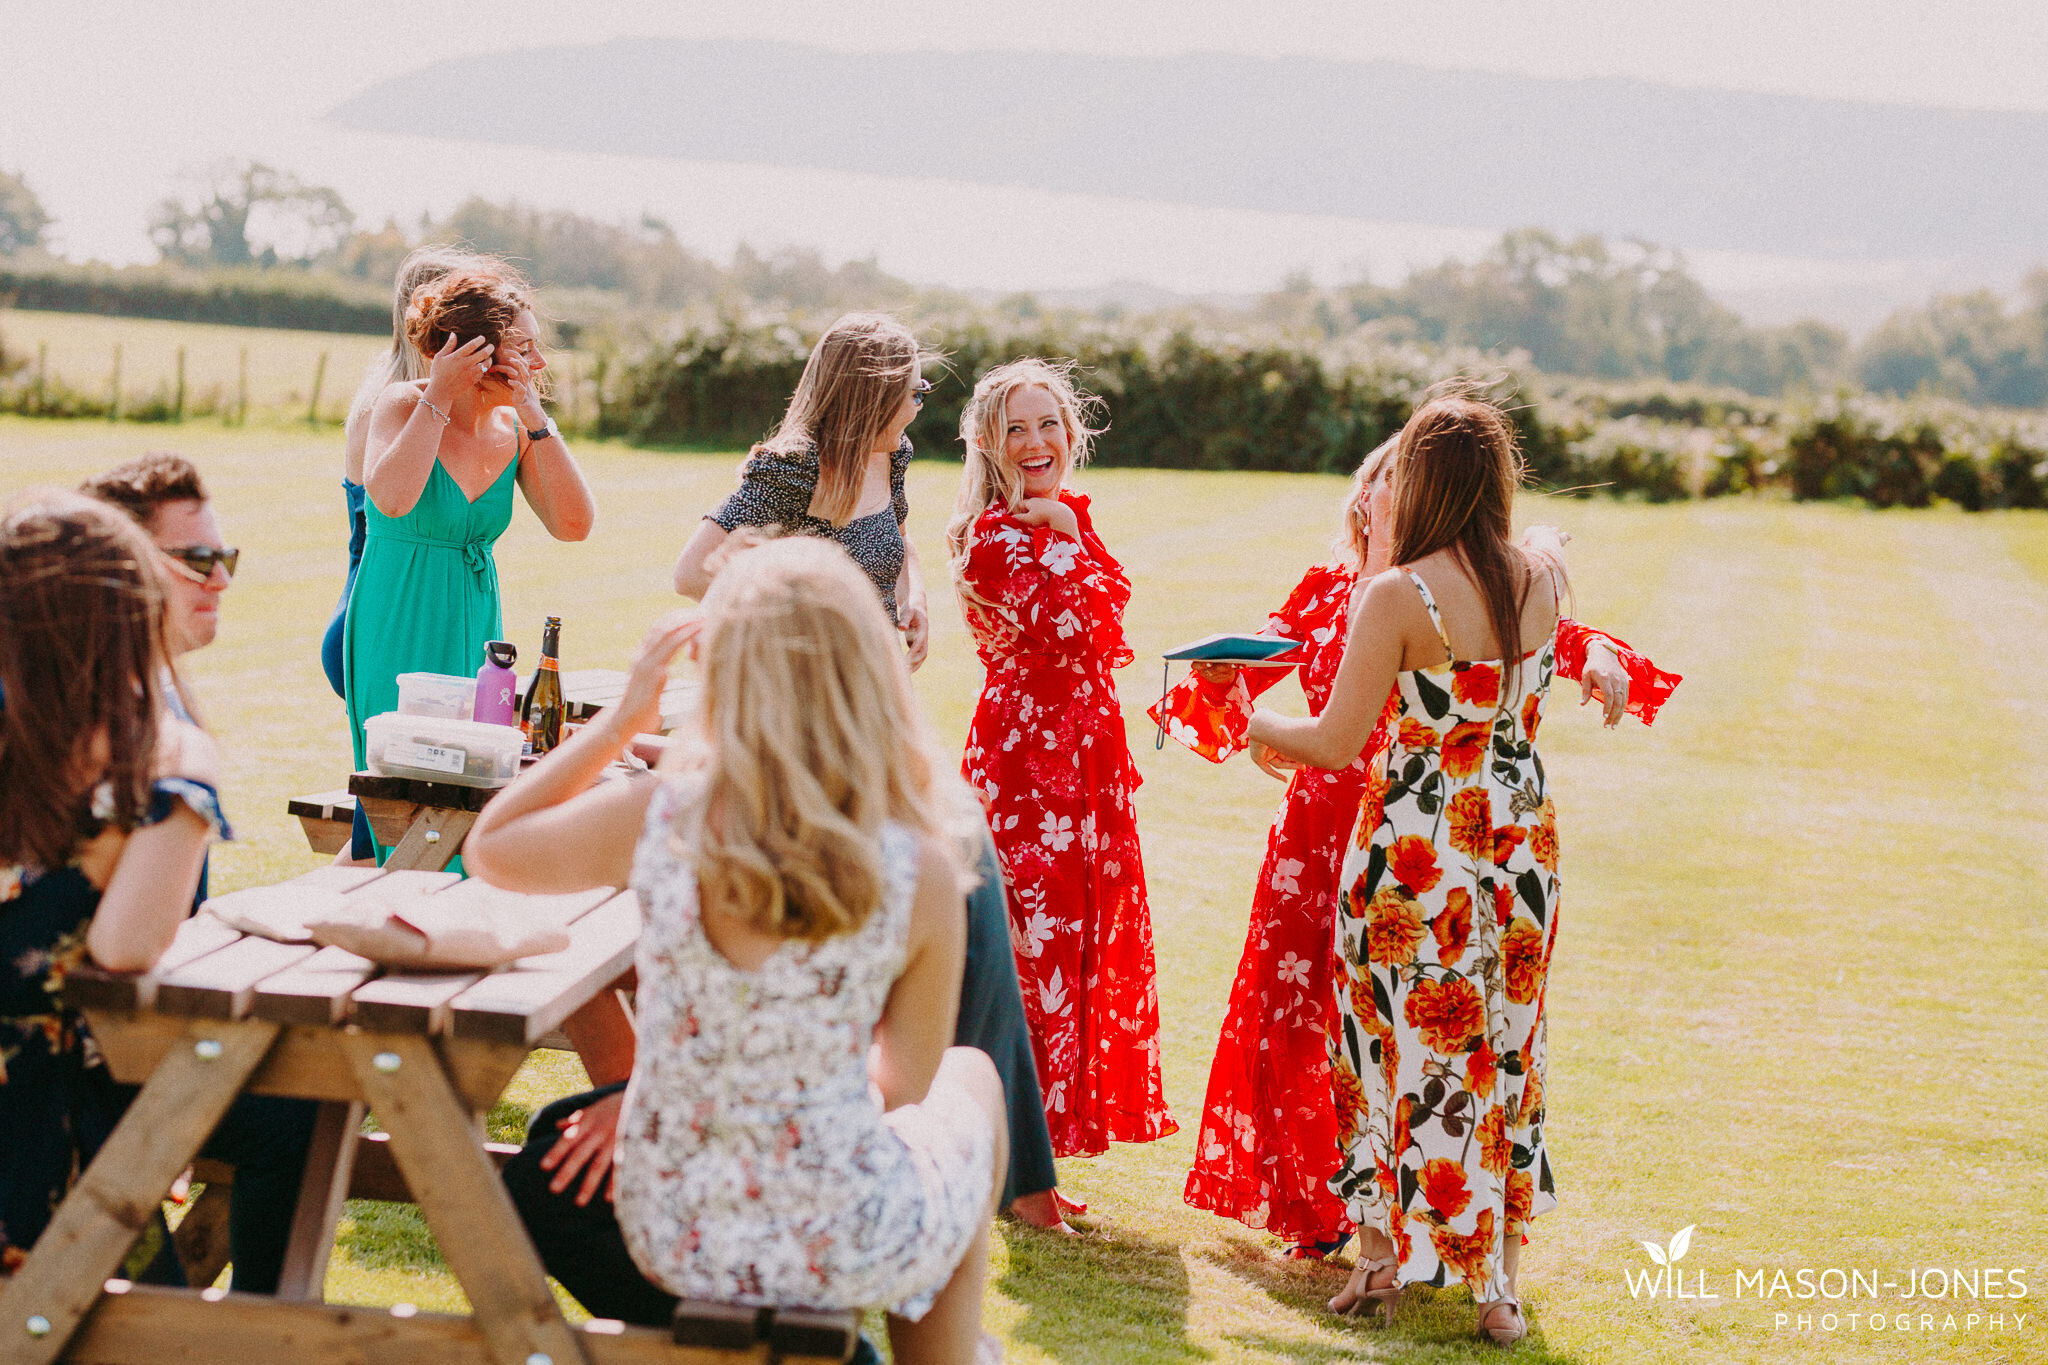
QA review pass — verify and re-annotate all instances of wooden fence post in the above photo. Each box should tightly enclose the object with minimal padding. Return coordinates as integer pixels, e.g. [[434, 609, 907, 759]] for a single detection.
[[34, 340, 46, 413], [237, 347, 249, 426], [308, 350, 328, 425], [108, 343, 122, 422], [174, 346, 187, 423]]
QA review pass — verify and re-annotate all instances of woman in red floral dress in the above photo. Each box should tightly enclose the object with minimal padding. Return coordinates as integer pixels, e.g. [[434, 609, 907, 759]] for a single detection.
[[1156, 444, 1678, 1259], [947, 359, 1176, 1181]]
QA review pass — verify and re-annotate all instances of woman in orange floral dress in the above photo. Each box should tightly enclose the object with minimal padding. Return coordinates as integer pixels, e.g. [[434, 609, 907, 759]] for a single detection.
[[1246, 394, 1667, 1346]]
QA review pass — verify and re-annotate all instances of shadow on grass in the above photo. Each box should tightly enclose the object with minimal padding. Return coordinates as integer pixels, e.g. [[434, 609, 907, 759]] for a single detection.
[[998, 1221, 1203, 1363], [1196, 1240, 1585, 1363]]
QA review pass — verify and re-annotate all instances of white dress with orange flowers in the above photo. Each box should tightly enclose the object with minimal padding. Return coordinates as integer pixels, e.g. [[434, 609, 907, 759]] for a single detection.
[[1328, 571, 1561, 1302]]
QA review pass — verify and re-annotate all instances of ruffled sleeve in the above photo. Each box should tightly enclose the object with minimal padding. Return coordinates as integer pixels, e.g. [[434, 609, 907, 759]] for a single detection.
[[145, 777, 235, 842], [961, 502, 1132, 663], [706, 447, 817, 531], [1147, 562, 1349, 762], [1555, 620, 1681, 725]]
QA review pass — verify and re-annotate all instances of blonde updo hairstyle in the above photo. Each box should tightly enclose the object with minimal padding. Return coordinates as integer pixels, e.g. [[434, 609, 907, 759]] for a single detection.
[[658, 537, 967, 942], [944, 358, 1104, 579], [403, 262, 549, 401]]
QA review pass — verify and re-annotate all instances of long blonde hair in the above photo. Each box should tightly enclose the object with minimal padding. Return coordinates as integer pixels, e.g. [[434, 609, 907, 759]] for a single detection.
[[346, 245, 494, 436], [1332, 437, 1399, 571], [761, 314, 927, 527], [943, 358, 1104, 580], [659, 537, 962, 941]]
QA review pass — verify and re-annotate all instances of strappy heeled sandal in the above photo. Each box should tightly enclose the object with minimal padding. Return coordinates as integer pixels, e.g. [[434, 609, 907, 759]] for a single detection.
[[1283, 1230, 1353, 1261], [1328, 1256, 1401, 1317], [1477, 1297, 1526, 1346]]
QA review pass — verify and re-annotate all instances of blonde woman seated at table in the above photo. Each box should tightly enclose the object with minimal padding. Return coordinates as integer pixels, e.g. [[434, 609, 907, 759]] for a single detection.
[[467, 538, 1007, 1365]]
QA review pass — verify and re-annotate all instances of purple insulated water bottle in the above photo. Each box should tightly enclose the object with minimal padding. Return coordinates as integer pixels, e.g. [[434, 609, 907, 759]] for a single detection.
[[473, 640, 520, 726]]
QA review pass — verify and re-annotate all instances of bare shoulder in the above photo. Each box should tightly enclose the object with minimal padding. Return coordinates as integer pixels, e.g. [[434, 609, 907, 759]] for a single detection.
[[372, 380, 426, 418], [906, 830, 966, 942]]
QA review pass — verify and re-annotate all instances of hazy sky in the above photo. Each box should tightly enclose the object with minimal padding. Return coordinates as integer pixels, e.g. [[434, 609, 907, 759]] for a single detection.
[[5, 1, 2044, 319]]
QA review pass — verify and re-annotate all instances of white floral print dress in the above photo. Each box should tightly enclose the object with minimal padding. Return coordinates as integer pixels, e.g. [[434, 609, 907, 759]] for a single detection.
[[615, 778, 994, 1317]]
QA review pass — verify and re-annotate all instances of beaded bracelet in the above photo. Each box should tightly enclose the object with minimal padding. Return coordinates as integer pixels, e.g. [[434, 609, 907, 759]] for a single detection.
[[417, 395, 452, 426]]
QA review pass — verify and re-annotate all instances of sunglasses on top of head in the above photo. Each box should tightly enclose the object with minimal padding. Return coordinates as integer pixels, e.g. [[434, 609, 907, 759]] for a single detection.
[[162, 545, 240, 581], [912, 378, 933, 409]]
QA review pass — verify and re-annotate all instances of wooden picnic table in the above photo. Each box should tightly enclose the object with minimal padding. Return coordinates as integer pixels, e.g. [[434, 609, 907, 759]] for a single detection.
[[0, 865, 849, 1365]]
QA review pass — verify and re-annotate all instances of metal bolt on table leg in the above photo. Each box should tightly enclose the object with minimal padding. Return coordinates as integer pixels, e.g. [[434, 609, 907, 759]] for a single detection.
[[526, 1354, 554, 1365], [372, 1051, 403, 1073], [424, 829, 441, 844], [193, 1038, 224, 1060], [26, 1315, 51, 1337]]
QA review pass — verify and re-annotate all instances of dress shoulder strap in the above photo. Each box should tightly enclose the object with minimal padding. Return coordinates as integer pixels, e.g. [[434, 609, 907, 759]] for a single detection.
[[1403, 568, 1456, 659]]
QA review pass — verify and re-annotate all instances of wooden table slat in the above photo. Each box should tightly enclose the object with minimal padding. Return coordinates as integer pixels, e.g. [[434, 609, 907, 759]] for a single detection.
[[423, 879, 618, 927], [155, 937, 320, 1019], [250, 945, 381, 1026], [284, 789, 358, 821], [449, 891, 642, 1046], [347, 970, 490, 1035], [62, 915, 244, 1012]]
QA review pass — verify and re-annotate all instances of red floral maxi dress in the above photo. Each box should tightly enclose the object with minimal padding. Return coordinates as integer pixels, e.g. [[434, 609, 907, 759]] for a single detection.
[[1154, 565, 1683, 1249], [1155, 562, 1369, 1243], [958, 491, 1177, 1158]]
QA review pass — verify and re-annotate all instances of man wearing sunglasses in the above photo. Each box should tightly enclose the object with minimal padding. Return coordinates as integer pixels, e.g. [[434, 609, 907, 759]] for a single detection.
[[81, 452, 237, 658], [77, 452, 317, 1298]]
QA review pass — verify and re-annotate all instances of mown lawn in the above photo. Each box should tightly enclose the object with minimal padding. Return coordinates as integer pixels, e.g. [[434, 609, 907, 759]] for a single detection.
[[4, 416, 2044, 1364]]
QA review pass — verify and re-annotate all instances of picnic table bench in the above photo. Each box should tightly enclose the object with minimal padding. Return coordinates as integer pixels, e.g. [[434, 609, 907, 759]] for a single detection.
[[0, 865, 855, 1365]]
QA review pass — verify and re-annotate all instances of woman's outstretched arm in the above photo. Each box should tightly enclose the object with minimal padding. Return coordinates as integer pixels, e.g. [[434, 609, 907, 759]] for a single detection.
[[466, 612, 700, 893], [1248, 571, 1408, 771]]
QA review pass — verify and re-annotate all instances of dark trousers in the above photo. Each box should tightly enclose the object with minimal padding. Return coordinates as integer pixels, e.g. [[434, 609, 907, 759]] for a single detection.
[[959, 831, 1057, 1205], [68, 1072, 317, 1292]]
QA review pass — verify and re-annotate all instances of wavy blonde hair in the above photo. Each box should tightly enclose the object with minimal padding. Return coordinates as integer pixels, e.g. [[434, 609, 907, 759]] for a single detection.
[[943, 357, 1104, 583], [658, 537, 965, 941], [763, 313, 930, 527]]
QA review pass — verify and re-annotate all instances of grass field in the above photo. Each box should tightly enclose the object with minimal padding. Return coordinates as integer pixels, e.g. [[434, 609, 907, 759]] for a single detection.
[[3, 416, 2044, 1365]]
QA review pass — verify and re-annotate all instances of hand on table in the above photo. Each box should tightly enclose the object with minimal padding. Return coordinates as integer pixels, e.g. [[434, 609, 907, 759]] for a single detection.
[[1015, 497, 1080, 540], [540, 1088, 625, 1205]]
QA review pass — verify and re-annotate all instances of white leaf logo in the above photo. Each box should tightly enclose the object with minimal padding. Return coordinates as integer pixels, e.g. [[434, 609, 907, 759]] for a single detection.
[[1641, 1242, 1668, 1266], [1667, 1224, 1696, 1263]]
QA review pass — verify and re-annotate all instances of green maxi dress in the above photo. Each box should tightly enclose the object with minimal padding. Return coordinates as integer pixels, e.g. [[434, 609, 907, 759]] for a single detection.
[[343, 449, 522, 863]]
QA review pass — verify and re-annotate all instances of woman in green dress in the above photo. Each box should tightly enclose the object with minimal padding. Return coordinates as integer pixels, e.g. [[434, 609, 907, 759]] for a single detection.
[[343, 261, 596, 861]]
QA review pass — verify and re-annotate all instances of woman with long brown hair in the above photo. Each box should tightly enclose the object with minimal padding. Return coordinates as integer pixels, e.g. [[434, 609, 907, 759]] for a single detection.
[[672, 313, 935, 667], [0, 494, 311, 1290], [1246, 394, 1595, 1345]]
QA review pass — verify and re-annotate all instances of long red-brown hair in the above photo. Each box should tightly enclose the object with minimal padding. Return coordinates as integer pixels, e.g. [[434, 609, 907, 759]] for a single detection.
[[1386, 394, 1541, 699], [0, 494, 169, 870]]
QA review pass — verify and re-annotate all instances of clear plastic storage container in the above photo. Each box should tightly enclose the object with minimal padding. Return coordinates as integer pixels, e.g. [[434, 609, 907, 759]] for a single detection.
[[396, 672, 479, 720], [363, 712, 524, 787]]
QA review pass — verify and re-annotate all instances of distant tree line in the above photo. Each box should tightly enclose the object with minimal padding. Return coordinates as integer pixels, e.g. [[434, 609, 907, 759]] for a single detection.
[[2, 160, 2047, 410]]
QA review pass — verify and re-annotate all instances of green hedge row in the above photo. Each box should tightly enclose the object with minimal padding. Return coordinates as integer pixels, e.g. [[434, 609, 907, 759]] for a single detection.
[[0, 262, 389, 334], [600, 317, 2048, 511]]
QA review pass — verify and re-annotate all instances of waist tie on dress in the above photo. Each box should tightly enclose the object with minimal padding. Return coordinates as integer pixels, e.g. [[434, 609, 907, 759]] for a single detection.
[[366, 523, 495, 585]]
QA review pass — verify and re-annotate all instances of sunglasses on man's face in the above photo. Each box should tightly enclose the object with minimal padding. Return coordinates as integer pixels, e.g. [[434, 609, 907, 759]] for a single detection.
[[912, 378, 934, 409], [162, 545, 240, 582]]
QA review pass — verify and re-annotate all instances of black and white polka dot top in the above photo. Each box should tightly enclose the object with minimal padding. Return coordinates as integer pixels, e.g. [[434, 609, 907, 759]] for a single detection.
[[706, 438, 915, 622]]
